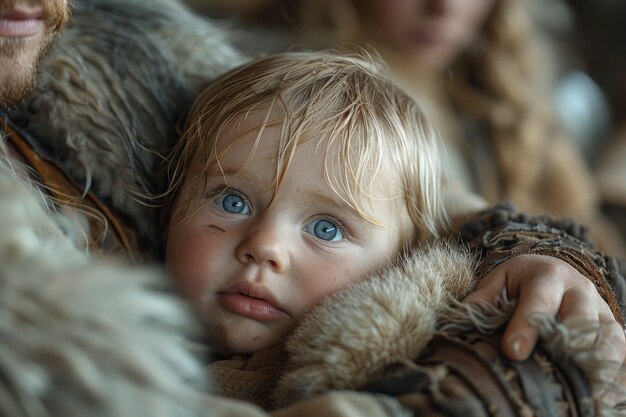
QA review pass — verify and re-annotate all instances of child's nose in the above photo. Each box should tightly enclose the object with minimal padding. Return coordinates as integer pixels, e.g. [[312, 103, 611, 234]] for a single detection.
[[235, 224, 290, 272]]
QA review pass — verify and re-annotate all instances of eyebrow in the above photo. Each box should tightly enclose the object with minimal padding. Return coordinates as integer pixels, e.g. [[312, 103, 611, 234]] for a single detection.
[[205, 169, 375, 226], [307, 191, 374, 226], [308, 191, 348, 210], [207, 167, 255, 183]]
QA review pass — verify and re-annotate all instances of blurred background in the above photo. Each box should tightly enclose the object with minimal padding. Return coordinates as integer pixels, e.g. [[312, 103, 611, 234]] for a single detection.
[[182, 0, 626, 253]]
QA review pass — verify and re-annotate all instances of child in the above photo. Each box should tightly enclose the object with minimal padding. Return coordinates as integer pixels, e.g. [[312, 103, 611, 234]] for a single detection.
[[209, 0, 626, 255], [165, 49, 446, 356], [164, 50, 626, 411]]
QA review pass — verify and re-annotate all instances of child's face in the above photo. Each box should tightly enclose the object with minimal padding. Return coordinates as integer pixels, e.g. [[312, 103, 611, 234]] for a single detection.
[[166, 113, 411, 355], [360, 0, 495, 72]]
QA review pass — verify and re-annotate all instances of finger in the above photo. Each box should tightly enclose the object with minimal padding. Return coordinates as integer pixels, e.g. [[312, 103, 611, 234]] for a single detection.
[[599, 312, 626, 357], [462, 268, 509, 304], [557, 276, 602, 317], [557, 286, 601, 328], [591, 315, 626, 404], [605, 363, 626, 406], [559, 287, 625, 364], [464, 255, 559, 304], [501, 279, 563, 361], [462, 259, 523, 305], [596, 311, 626, 374], [557, 293, 626, 398], [462, 285, 507, 305]]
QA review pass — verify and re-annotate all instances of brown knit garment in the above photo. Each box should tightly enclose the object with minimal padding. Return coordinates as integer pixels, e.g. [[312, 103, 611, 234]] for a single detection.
[[209, 345, 287, 409]]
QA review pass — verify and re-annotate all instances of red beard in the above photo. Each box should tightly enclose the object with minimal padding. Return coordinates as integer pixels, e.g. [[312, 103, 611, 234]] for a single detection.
[[0, 0, 71, 35], [0, 0, 71, 108]]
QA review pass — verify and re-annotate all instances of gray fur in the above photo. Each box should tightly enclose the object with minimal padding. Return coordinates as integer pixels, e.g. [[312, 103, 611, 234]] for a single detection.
[[274, 243, 479, 407], [8, 0, 245, 254], [0, 0, 248, 415], [275, 258, 626, 415], [0, 165, 211, 417]]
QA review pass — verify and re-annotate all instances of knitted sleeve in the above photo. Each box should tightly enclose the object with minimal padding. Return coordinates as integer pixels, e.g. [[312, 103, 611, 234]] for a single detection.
[[457, 203, 626, 325]]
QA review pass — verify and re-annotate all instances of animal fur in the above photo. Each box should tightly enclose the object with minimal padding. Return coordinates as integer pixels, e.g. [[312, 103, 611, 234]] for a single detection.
[[274, 243, 626, 416], [7, 0, 245, 255], [0, 163, 211, 417], [0, 0, 247, 415], [273, 243, 479, 407]]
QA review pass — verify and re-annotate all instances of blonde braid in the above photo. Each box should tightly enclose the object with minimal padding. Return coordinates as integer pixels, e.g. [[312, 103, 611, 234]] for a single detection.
[[449, 0, 557, 212]]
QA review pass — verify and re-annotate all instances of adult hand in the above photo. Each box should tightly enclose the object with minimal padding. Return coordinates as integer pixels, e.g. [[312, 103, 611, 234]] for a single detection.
[[464, 254, 626, 366]]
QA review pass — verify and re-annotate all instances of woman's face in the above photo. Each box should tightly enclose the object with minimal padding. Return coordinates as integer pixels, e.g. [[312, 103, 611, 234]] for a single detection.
[[360, 0, 496, 73]]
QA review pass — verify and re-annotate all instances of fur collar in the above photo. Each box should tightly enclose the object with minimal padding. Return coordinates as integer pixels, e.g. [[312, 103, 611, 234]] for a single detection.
[[0, 166, 209, 417], [273, 242, 478, 407], [8, 0, 244, 253], [272, 241, 625, 415]]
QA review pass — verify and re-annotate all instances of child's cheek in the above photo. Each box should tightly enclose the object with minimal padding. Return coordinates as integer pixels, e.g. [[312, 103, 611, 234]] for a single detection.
[[166, 225, 213, 302]]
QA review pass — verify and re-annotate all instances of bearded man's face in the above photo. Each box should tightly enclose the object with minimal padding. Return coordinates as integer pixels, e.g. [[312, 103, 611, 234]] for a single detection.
[[0, 0, 71, 108]]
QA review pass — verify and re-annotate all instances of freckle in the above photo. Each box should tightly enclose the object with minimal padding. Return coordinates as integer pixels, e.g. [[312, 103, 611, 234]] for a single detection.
[[253, 336, 260, 341]]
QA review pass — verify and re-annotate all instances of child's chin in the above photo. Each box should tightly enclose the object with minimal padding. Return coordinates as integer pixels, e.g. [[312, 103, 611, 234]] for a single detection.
[[208, 318, 285, 356]]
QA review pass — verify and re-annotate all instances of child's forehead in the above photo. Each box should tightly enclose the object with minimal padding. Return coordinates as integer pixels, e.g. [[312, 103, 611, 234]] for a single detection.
[[207, 106, 403, 188], [213, 108, 318, 160], [221, 106, 281, 139]]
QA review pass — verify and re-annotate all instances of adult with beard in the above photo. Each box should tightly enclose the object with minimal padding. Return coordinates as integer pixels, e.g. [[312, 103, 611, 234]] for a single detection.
[[0, 0, 67, 107], [0, 0, 624, 416], [0, 1, 256, 416]]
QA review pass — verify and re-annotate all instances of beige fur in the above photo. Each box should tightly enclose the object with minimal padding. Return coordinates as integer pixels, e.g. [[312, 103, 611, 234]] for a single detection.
[[0, 162, 213, 417], [274, 243, 478, 407], [275, 248, 626, 415], [0, 0, 246, 415]]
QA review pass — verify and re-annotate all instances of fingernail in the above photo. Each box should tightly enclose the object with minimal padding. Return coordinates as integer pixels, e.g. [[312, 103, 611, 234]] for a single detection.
[[510, 335, 526, 359]]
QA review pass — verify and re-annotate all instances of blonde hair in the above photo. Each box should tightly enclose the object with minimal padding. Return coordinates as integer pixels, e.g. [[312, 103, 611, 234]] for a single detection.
[[268, 0, 566, 214], [448, 0, 559, 211], [166, 50, 445, 245]]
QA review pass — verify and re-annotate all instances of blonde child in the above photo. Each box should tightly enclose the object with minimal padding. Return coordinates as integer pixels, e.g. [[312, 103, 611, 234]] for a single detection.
[[165, 50, 445, 356], [206, 0, 626, 255], [163, 50, 625, 411]]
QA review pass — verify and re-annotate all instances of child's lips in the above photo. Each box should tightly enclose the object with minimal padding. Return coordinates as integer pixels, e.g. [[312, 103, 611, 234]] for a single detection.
[[217, 293, 290, 321], [217, 281, 289, 321]]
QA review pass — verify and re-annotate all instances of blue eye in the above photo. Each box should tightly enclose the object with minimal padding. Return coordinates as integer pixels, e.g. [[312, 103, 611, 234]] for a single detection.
[[214, 193, 251, 215], [304, 219, 344, 242]]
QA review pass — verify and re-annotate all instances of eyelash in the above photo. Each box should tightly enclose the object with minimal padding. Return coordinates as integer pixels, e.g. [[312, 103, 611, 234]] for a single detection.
[[309, 213, 353, 243], [206, 184, 252, 211], [204, 184, 353, 242]]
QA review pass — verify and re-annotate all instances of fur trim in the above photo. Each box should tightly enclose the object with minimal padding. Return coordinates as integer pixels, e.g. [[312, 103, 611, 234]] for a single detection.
[[275, 243, 626, 415], [0, 1, 247, 414], [0, 167, 210, 416], [9, 0, 245, 253], [273, 242, 478, 408]]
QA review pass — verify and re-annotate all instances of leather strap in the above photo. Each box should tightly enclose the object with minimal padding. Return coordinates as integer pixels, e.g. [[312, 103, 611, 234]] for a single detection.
[[421, 334, 519, 417], [362, 330, 594, 417], [2, 120, 141, 261]]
